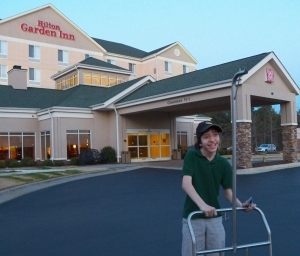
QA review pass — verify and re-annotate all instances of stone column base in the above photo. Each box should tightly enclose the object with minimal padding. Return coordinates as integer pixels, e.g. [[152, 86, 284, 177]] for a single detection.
[[237, 122, 252, 169], [282, 125, 298, 163]]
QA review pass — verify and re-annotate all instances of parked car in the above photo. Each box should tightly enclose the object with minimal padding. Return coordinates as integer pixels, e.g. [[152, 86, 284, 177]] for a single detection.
[[255, 144, 276, 153]]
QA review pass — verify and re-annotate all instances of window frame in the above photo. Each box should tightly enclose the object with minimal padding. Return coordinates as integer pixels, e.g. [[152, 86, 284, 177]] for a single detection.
[[0, 64, 8, 79], [29, 68, 41, 83], [0, 40, 7, 57], [29, 45, 40, 61], [129, 63, 136, 74], [165, 61, 172, 74], [58, 49, 68, 65]]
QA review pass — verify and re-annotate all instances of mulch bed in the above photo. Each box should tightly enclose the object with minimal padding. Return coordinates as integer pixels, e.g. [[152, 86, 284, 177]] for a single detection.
[[252, 160, 289, 168]]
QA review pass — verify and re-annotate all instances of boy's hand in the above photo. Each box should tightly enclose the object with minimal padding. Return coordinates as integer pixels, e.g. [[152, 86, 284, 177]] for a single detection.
[[242, 202, 256, 212], [200, 204, 218, 217]]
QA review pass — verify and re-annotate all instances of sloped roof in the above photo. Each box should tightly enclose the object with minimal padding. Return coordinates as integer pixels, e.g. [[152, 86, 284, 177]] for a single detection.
[[0, 77, 147, 109], [92, 37, 174, 59], [116, 52, 271, 104], [79, 57, 128, 71]]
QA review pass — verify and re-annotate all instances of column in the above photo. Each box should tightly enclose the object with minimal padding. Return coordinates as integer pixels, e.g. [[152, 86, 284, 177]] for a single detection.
[[236, 122, 252, 169], [282, 125, 298, 163]]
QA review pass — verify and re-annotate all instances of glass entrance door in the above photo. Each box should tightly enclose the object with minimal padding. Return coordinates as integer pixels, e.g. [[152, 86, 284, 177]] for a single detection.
[[127, 130, 171, 162]]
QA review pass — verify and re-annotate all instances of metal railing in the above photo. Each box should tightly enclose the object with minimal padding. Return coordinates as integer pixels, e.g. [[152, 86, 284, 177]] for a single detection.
[[187, 207, 272, 256]]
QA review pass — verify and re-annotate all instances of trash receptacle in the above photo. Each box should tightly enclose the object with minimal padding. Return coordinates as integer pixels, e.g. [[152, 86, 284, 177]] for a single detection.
[[172, 149, 181, 160], [121, 151, 131, 163]]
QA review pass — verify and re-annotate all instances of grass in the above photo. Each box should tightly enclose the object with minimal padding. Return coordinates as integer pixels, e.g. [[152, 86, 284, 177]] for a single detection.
[[0, 170, 83, 184]]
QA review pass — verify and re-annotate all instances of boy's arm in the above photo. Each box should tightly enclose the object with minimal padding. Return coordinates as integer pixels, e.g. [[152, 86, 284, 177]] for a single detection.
[[224, 188, 256, 212], [182, 175, 217, 217]]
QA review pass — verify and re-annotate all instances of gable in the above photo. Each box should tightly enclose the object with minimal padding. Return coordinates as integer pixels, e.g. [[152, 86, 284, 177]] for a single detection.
[[0, 5, 102, 52], [156, 43, 197, 64]]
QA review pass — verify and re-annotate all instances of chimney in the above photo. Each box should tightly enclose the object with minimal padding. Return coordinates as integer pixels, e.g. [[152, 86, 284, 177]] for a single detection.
[[8, 65, 28, 90]]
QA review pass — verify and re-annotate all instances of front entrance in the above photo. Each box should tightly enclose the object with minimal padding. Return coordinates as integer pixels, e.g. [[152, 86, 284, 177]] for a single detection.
[[127, 129, 171, 162]]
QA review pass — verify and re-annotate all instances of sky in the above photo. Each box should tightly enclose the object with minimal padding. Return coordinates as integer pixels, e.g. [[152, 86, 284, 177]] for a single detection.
[[1, 0, 300, 110]]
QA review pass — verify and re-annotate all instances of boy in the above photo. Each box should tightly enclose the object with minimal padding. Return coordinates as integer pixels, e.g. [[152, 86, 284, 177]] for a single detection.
[[181, 121, 254, 256]]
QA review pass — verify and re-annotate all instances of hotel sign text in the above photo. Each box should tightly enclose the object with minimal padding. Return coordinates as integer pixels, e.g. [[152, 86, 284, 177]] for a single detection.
[[167, 97, 190, 105], [21, 20, 75, 41]]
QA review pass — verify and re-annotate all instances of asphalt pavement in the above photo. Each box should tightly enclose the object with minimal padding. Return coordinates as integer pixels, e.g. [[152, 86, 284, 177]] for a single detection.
[[0, 158, 299, 255]]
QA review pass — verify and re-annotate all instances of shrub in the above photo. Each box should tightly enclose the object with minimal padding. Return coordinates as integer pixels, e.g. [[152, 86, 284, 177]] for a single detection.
[[27, 160, 37, 166], [9, 160, 21, 168], [4, 159, 14, 167], [41, 160, 53, 166], [0, 161, 5, 168], [53, 160, 65, 166], [21, 157, 34, 167], [78, 149, 105, 165], [70, 157, 79, 165], [101, 146, 116, 163]]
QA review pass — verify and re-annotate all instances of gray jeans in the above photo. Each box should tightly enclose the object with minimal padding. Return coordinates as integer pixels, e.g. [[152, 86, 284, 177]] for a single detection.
[[182, 217, 225, 256]]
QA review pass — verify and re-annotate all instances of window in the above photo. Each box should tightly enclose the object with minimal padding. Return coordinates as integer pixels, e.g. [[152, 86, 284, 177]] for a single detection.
[[41, 131, 51, 160], [0, 40, 7, 57], [107, 59, 116, 65], [0, 64, 7, 79], [165, 61, 172, 74], [129, 63, 136, 74], [85, 54, 94, 59], [0, 132, 35, 160], [29, 45, 40, 60], [66, 130, 90, 159], [83, 72, 124, 87], [183, 65, 189, 74], [58, 49, 68, 64], [29, 68, 40, 82]]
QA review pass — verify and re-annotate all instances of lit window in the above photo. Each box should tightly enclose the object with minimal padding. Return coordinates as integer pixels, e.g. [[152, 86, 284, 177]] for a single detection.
[[129, 63, 136, 74], [29, 68, 40, 82], [66, 130, 90, 159], [29, 45, 40, 60], [58, 49, 68, 64], [183, 65, 189, 74], [0, 40, 7, 57], [0, 64, 7, 78], [165, 61, 172, 74], [107, 59, 116, 65]]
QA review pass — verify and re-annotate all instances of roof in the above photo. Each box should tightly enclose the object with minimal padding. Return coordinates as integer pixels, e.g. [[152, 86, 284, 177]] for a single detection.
[[78, 57, 129, 71], [0, 77, 147, 109], [92, 37, 174, 59], [116, 52, 271, 104]]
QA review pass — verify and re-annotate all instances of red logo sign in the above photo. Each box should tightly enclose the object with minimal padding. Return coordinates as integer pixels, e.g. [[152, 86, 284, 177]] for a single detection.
[[265, 68, 274, 83]]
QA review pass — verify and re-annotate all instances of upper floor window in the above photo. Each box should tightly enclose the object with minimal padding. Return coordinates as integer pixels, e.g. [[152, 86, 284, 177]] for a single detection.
[[129, 63, 136, 74], [183, 65, 189, 74], [165, 61, 172, 74], [58, 50, 68, 65], [107, 59, 116, 65], [0, 64, 8, 79], [29, 45, 40, 61], [0, 40, 8, 57], [85, 54, 94, 59], [29, 68, 40, 83]]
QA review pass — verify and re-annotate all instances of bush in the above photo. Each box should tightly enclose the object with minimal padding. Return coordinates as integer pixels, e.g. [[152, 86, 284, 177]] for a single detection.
[[78, 149, 106, 165], [41, 160, 53, 166], [9, 160, 21, 168], [27, 160, 37, 166], [70, 157, 79, 165], [21, 157, 34, 167], [4, 159, 14, 167], [101, 146, 116, 163], [0, 161, 5, 168], [53, 160, 65, 166]]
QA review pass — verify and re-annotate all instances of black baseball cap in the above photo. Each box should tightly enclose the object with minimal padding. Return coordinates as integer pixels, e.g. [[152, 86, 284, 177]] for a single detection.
[[196, 121, 222, 136]]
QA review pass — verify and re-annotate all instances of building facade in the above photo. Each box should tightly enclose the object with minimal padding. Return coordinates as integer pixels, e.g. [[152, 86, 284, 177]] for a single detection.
[[0, 4, 196, 89], [0, 5, 299, 168]]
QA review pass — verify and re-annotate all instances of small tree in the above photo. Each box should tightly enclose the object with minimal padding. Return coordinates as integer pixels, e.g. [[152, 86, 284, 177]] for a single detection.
[[101, 146, 116, 163]]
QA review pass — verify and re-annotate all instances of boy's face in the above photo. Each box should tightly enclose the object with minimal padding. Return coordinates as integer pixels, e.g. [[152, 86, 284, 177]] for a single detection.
[[200, 128, 220, 154]]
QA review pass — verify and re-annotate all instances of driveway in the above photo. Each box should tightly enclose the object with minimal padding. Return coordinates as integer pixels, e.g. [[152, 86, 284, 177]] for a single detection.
[[0, 166, 299, 255]]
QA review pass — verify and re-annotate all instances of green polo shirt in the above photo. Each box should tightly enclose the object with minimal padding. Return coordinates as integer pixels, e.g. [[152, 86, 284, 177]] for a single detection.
[[182, 147, 232, 219]]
